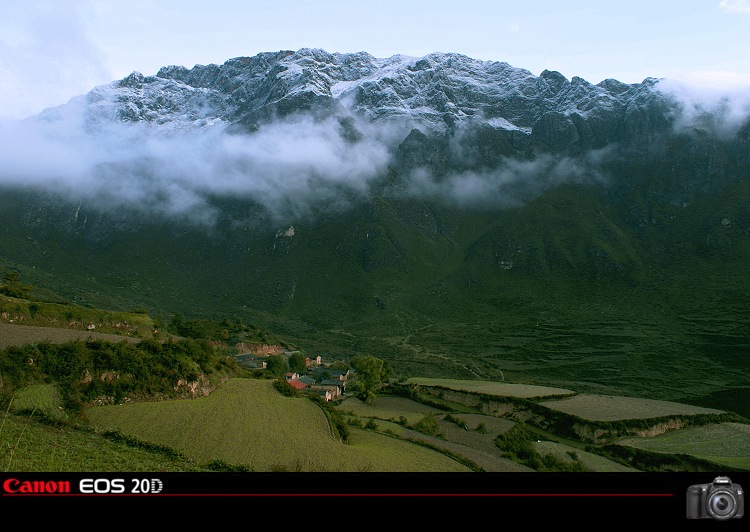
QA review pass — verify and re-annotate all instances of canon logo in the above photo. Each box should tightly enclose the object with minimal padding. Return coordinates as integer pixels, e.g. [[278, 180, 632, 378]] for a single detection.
[[3, 478, 71, 494]]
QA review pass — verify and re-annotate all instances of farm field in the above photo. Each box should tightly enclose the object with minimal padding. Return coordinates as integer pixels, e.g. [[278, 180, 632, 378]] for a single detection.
[[336, 396, 638, 472], [349, 417, 532, 472], [0, 322, 141, 349], [83, 378, 472, 472], [405, 377, 575, 398], [3, 316, 746, 474], [539, 394, 726, 421], [617, 423, 750, 471], [337, 396, 445, 425], [532, 441, 639, 472], [337, 396, 529, 471]]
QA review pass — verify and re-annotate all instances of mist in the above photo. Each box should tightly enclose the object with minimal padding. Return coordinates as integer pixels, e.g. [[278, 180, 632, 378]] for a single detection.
[[0, 96, 625, 227], [0, 106, 409, 225], [404, 147, 614, 209], [7, 75, 741, 228], [656, 78, 750, 138]]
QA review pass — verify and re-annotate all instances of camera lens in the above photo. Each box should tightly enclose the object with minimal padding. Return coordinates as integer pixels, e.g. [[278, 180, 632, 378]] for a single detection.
[[709, 491, 736, 519]]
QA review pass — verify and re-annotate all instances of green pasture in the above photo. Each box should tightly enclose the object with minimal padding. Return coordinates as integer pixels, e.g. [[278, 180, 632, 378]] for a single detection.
[[539, 394, 725, 421], [84, 378, 471, 472], [0, 411, 207, 472], [7, 383, 67, 421], [406, 377, 575, 398], [617, 422, 750, 471]]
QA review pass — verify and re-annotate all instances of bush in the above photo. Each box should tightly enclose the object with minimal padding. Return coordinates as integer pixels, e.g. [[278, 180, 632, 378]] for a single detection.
[[412, 415, 440, 436], [273, 380, 299, 397]]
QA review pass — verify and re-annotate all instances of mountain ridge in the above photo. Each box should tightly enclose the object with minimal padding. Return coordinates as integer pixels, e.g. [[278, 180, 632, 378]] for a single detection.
[[50, 47, 674, 142], [1, 48, 749, 402]]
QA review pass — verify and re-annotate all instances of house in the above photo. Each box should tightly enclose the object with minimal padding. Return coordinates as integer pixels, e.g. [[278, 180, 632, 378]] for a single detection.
[[320, 378, 346, 395], [305, 355, 323, 367], [235, 354, 267, 369], [287, 378, 307, 391], [328, 369, 351, 381], [284, 372, 299, 381], [308, 381, 343, 400], [306, 388, 333, 402], [297, 375, 317, 386]]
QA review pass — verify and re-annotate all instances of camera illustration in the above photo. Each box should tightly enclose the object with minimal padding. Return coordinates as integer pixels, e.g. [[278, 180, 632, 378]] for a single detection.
[[686, 476, 744, 520]]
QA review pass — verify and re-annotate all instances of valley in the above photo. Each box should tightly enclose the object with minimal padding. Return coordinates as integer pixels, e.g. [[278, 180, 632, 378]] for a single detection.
[[1, 47, 749, 477], [0, 310, 747, 474]]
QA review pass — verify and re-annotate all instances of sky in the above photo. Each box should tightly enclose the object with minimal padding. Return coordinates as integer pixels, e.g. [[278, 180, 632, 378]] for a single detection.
[[1, 0, 750, 120]]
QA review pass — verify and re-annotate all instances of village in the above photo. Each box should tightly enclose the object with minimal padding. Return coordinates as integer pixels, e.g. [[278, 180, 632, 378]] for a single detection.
[[234, 349, 353, 402]]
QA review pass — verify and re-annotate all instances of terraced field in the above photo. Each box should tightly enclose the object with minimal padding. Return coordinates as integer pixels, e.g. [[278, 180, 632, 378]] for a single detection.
[[539, 394, 725, 421], [336, 395, 634, 472], [405, 377, 575, 398], [532, 441, 639, 472], [0, 322, 140, 349], [617, 422, 750, 471]]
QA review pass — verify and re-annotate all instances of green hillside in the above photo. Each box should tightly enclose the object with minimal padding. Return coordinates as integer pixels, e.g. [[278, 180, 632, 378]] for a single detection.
[[84, 378, 472, 472], [1, 175, 749, 410]]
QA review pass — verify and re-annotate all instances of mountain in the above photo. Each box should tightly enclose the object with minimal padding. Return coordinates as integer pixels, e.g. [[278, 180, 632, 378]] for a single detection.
[[1, 48, 749, 406]]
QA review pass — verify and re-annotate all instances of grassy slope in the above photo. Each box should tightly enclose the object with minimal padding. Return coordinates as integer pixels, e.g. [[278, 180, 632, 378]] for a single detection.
[[0, 411, 210, 472], [83, 378, 471, 472], [1, 177, 749, 473]]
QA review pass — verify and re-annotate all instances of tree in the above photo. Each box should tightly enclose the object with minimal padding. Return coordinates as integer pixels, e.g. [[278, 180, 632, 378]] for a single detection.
[[266, 355, 289, 376], [288, 352, 307, 373], [0, 271, 33, 299], [351, 355, 391, 402]]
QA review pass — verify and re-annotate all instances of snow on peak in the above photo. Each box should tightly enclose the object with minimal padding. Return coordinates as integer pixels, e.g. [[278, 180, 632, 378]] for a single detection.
[[45, 48, 669, 137]]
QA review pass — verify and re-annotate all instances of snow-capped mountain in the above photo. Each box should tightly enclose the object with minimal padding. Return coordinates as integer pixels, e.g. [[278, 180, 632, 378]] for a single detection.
[[42, 48, 682, 147], [34, 47, 750, 175]]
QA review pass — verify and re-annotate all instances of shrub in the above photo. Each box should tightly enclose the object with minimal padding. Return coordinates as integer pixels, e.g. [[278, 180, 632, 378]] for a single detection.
[[412, 415, 441, 436], [273, 380, 299, 397]]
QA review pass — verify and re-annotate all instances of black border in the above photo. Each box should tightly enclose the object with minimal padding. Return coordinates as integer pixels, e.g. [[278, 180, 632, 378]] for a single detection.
[[2, 471, 747, 524]]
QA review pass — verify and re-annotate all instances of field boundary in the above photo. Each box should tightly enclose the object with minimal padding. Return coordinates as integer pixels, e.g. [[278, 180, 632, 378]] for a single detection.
[[395, 382, 750, 445]]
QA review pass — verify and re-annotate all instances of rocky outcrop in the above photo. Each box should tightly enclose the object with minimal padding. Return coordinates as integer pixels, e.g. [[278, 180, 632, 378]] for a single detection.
[[235, 343, 284, 356], [174, 374, 215, 398]]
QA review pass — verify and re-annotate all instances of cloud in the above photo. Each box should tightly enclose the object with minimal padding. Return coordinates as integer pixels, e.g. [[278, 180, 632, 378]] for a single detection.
[[405, 148, 614, 209], [720, 0, 750, 13], [0, 105, 407, 225], [0, 99, 621, 229], [656, 78, 750, 137]]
